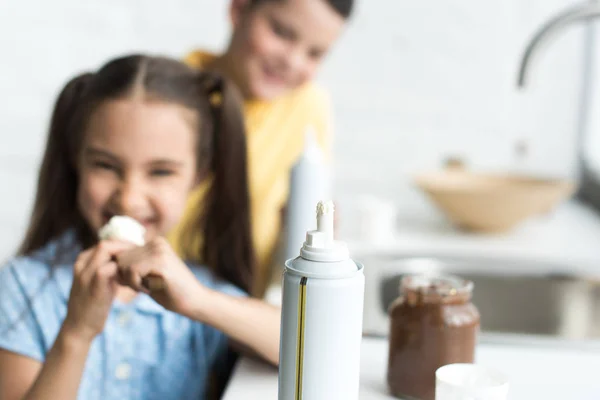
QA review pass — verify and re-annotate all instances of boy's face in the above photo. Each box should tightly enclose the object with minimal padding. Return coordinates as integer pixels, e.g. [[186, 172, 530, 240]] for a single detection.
[[228, 0, 345, 100]]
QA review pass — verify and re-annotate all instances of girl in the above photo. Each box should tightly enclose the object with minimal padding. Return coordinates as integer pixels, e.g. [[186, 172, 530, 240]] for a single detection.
[[0, 55, 280, 400], [173, 0, 355, 297]]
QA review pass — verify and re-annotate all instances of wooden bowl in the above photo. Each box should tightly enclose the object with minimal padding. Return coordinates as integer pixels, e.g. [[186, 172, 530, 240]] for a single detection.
[[414, 170, 576, 232]]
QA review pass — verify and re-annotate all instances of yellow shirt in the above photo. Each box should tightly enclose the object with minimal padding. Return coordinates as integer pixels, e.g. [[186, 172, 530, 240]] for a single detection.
[[169, 50, 333, 296]]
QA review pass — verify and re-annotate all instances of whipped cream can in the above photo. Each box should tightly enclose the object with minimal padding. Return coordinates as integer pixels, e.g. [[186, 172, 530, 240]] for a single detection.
[[278, 201, 365, 400]]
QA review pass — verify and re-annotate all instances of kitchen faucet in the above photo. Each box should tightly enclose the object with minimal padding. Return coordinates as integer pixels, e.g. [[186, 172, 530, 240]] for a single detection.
[[516, 1, 600, 210], [517, 2, 600, 87]]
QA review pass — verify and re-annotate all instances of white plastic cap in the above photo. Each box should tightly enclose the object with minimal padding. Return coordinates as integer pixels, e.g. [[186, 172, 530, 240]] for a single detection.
[[301, 125, 323, 162]]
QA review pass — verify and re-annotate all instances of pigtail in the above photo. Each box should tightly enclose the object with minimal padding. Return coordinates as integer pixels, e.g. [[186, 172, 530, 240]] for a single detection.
[[200, 74, 255, 294], [18, 73, 94, 255]]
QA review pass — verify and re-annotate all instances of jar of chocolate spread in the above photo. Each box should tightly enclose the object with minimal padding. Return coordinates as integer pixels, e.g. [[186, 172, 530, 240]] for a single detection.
[[387, 274, 480, 400]]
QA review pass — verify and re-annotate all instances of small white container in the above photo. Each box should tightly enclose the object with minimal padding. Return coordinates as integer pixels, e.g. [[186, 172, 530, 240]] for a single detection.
[[436, 363, 509, 400], [278, 201, 365, 400], [353, 195, 397, 244]]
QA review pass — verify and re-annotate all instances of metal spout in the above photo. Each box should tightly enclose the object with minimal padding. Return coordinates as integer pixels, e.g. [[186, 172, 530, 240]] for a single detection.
[[518, 3, 600, 87]]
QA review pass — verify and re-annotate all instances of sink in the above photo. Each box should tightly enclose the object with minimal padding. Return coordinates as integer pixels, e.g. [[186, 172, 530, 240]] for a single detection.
[[360, 254, 600, 341]]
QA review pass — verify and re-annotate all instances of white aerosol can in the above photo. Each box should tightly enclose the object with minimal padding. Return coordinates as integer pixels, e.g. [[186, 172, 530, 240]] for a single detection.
[[284, 126, 331, 262], [278, 201, 365, 400]]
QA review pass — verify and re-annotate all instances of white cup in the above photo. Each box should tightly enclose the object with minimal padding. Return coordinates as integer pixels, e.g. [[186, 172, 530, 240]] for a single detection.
[[354, 195, 397, 243], [436, 363, 509, 400]]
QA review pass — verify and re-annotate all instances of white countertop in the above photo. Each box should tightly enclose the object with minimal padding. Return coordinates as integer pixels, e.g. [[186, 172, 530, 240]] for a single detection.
[[223, 337, 600, 400], [264, 199, 600, 308], [345, 199, 600, 276]]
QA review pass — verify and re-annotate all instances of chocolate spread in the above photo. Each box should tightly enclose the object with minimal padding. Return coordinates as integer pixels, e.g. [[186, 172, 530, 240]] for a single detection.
[[387, 275, 480, 400]]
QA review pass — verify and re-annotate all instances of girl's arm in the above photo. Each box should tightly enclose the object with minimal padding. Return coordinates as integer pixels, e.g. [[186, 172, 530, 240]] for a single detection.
[[0, 241, 131, 400], [116, 238, 282, 366], [190, 287, 280, 365], [0, 327, 92, 400]]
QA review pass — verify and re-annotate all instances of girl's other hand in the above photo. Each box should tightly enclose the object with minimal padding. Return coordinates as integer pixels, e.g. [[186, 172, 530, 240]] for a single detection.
[[115, 237, 204, 318], [63, 240, 134, 343]]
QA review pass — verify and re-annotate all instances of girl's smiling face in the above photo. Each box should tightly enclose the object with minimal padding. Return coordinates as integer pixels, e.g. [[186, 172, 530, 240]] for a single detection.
[[77, 97, 198, 241]]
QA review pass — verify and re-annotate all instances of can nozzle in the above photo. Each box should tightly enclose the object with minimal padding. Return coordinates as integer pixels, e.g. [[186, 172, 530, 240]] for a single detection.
[[299, 200, 350, 263], [305, 200, 334, 249]]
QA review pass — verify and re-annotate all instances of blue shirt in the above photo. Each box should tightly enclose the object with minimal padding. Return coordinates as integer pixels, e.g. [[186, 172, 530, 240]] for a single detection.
[[0, 230, 246, 399]]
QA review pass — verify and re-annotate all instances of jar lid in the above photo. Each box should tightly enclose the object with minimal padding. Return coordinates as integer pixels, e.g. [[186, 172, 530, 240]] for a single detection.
[[401, 274, 473, 296]]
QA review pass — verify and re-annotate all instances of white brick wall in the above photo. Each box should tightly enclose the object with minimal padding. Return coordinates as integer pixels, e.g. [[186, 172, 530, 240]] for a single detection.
[[0, 0, 585, 259]]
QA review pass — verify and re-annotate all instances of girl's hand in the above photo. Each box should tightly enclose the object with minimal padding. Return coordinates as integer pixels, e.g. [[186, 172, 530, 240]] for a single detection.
[[63, 240, 134, 343], [115, 237, 204, 317]]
